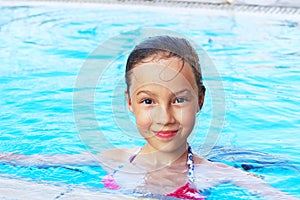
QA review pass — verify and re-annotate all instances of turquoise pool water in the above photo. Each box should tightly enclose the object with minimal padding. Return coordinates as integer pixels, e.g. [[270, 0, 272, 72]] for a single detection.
[[0, 2, 299, 199]]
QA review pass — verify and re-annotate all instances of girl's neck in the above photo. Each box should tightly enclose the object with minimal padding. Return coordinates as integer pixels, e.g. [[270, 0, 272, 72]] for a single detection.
[[138, 143, 189, 170]]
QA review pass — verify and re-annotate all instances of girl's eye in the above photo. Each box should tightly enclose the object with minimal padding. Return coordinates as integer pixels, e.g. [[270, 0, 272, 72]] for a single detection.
[[175, 97, 187, 104], [141, 98, 153, 104]]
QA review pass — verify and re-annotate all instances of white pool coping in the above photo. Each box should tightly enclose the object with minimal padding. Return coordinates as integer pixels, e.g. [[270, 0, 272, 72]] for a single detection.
[[0, 1, 299, 23], [1, 0, 300, 18], [1, 0, 300, 8], [0, 176, 153, 200]]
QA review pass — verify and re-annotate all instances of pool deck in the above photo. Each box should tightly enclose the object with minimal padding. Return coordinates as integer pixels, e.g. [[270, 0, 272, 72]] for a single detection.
[[169, 0, 300, 8], [0, 176, 153, 200], [2, 0, 300, 16], [2, 0, 300, 8]]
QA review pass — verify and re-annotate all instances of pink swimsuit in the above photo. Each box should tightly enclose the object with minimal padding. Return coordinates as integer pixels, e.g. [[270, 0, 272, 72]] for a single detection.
[[102, 146, 205, 200]]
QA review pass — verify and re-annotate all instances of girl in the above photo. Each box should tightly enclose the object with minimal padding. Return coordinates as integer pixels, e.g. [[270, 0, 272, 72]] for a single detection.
[[97, 35, 298, 199], [0, 35, 298, 200]]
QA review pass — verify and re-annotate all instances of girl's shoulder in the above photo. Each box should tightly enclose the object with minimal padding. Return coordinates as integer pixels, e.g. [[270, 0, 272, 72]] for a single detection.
[[193, 155, 234, 177], [193, 156, 236, 189], [194, 155, 230, 169], [193, 155, 211, 165], [96, 147, 144, 174], [96, 147, 139, 163]]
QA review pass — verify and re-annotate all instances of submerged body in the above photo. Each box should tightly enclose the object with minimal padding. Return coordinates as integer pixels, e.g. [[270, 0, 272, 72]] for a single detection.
[[99, 146, 296, 199], [102, 146, 204, 199]]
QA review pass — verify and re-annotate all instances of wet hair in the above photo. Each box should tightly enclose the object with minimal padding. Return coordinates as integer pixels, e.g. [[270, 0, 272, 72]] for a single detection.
[[125, 35, 206, 97]]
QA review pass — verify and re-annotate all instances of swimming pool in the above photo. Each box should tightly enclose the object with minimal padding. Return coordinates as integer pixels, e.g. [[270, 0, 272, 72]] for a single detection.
[[0, 1, 299, 199]]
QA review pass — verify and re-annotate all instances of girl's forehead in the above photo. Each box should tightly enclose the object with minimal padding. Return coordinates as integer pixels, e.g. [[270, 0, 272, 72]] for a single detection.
[[128, 62, 197, 95]]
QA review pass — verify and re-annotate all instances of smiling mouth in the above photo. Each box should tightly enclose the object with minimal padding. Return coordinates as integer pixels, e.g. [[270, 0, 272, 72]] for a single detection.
[[154, 130, 178, 139]]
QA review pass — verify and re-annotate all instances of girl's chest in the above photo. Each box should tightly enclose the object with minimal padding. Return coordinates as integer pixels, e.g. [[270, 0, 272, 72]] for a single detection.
[[115, 166, 189, 195]]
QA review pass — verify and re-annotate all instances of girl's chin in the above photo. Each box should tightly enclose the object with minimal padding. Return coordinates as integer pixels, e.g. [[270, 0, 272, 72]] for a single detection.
[[144, 141, 186, 152]]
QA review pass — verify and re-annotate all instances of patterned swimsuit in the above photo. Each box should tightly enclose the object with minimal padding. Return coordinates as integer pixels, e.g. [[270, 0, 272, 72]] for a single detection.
[[102, 146, 205, 200]]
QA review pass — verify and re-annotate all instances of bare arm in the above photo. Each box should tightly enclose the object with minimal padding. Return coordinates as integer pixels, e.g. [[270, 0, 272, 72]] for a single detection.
[[212, 162, 299, 200], [0, 148, 136, 168], [0, 152, 101, 167]]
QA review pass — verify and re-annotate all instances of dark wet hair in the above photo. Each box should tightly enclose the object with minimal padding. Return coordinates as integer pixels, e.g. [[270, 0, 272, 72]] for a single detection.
[[125, 35, 205, 97]]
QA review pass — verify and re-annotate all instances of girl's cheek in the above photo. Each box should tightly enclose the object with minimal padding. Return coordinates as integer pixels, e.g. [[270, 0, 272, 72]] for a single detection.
[[135, 110, 153, 129], [180, 106, 197, 127], [135, 111, 153, 139]]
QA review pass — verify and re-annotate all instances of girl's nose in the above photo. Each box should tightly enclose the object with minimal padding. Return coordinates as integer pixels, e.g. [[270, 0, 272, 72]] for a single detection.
[[152, 105, 176, 125]]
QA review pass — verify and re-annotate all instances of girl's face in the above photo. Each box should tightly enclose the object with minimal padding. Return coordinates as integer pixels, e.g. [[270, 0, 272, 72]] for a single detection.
[[126, 56, 203, 153]]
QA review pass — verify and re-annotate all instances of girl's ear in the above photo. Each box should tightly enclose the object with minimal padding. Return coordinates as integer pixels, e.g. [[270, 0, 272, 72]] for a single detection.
[[125, 91, 134, 113], [197, 90, 205, 112]]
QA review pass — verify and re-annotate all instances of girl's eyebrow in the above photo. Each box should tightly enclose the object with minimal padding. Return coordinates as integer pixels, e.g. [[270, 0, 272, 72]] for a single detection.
[[174, 89, 192, 96], [136, 90, 158, 97], [136, 89, 191, 97]]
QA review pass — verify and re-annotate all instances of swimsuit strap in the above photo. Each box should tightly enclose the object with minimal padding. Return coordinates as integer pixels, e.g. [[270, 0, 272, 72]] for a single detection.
[[129, 147, 143, 163], [187, 145, 195, 183]]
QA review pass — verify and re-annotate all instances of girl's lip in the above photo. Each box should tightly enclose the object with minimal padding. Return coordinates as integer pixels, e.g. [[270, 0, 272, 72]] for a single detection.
[[154, 130, 178, 139]]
